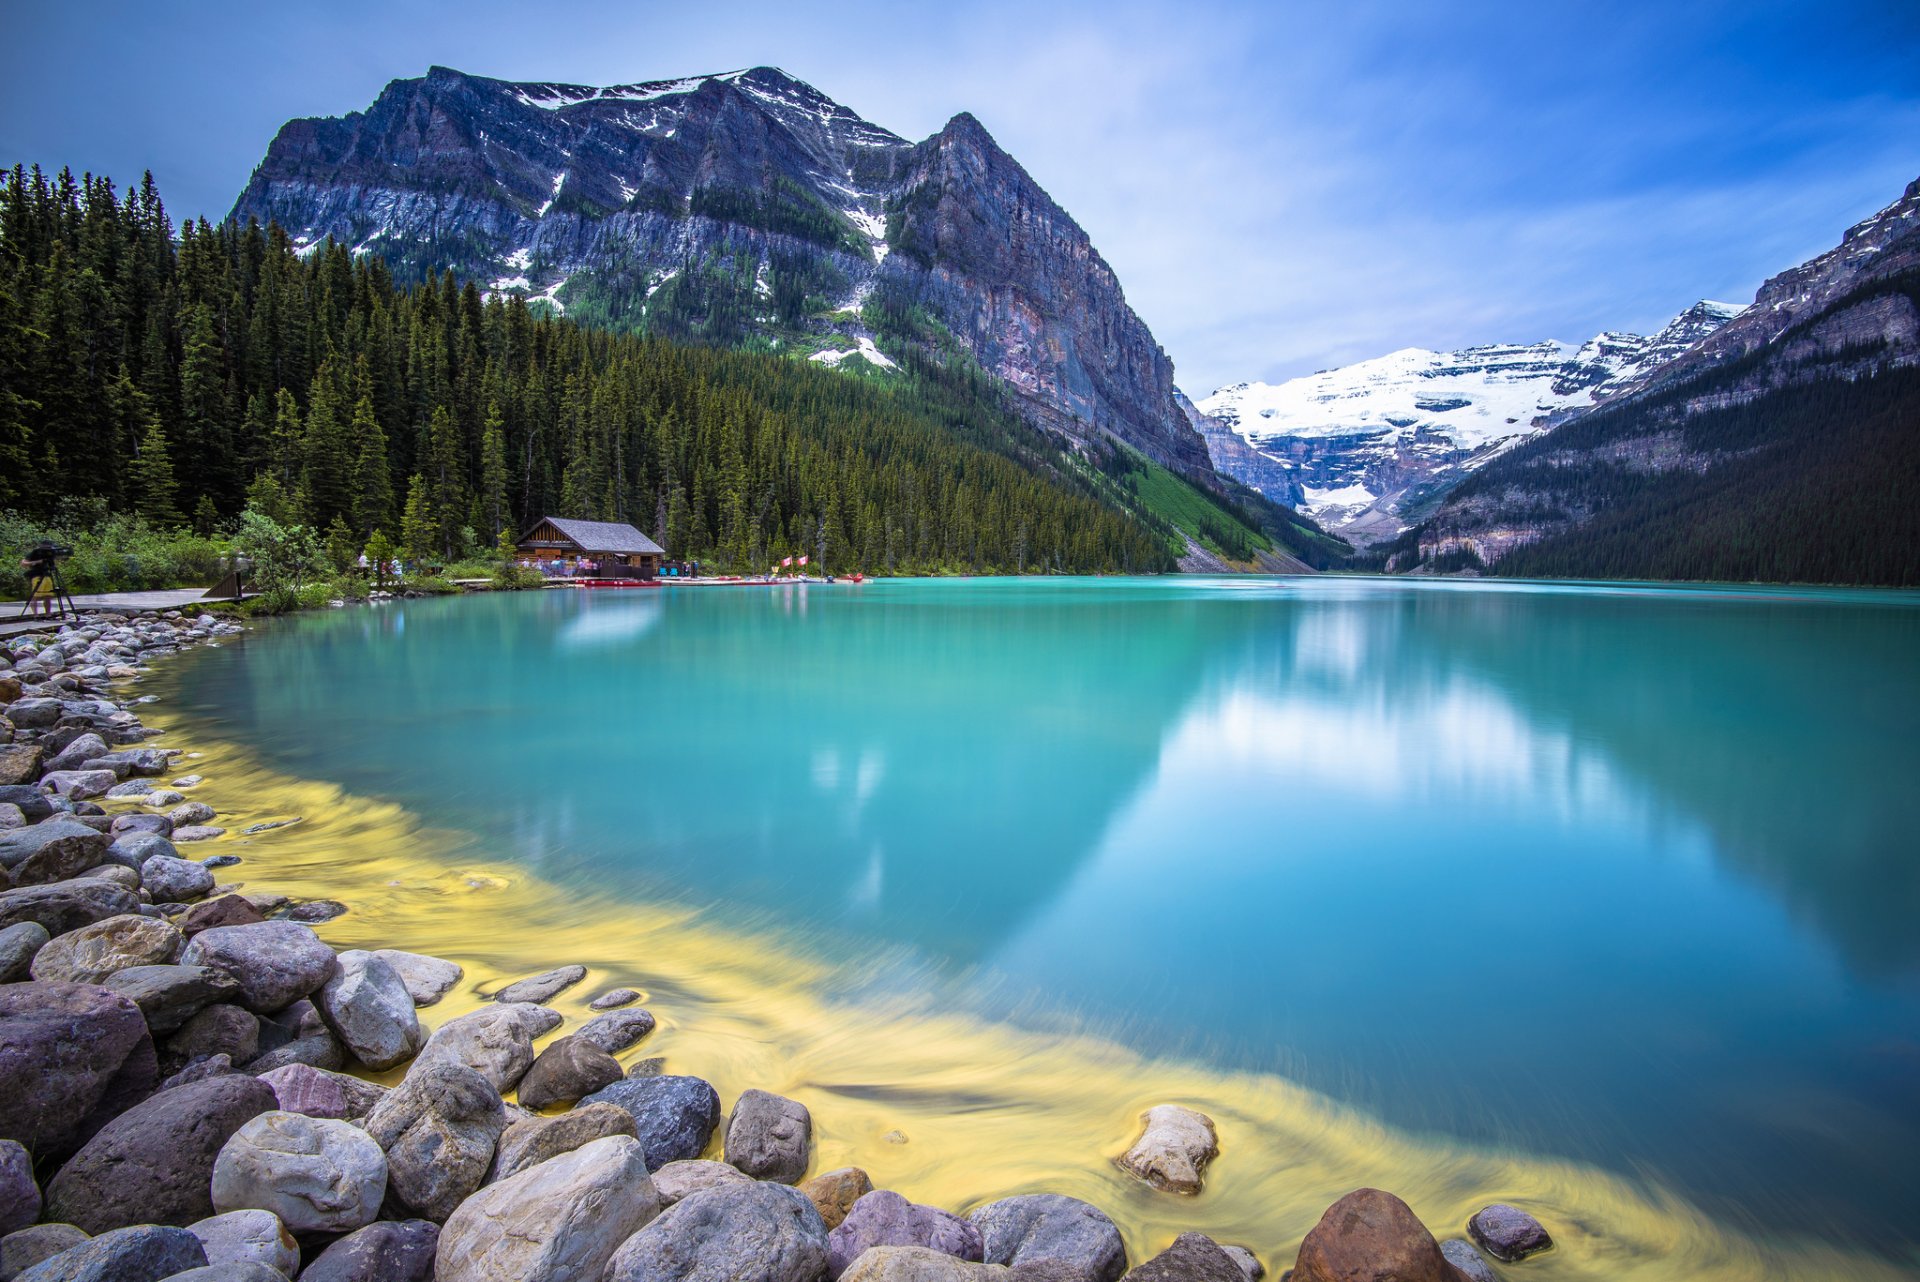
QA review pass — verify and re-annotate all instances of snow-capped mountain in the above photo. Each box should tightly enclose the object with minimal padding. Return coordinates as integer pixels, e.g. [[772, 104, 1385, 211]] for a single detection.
[[1193, 301, 1744, 544], [231, 65, 1213, 478]]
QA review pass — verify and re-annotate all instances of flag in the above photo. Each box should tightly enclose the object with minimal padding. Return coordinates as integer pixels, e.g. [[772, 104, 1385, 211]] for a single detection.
[[782, 556, 793, 567], [798, 556, 809, 566]]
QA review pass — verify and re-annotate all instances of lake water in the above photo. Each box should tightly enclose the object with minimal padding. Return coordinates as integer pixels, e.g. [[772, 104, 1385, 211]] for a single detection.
[[168, 576, 1920, 1269]]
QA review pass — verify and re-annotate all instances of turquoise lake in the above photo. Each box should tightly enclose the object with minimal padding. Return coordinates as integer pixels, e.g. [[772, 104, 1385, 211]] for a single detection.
[[169, 576, 1920, 1258]]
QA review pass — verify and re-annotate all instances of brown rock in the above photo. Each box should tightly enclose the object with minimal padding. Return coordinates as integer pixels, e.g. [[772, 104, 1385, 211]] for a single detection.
[[801, 1167, 874, 1230], [1288, 1189, 1466, 1282], [0, 745, 39, 787], [180, 895, 266, 936]]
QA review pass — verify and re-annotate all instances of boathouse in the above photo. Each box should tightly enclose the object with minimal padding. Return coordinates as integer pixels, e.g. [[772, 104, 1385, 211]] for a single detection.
[[515, 517, 667, 579]]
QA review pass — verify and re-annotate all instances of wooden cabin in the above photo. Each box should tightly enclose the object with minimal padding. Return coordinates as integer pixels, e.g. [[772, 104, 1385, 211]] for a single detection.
[[515, 517, 667, 579]]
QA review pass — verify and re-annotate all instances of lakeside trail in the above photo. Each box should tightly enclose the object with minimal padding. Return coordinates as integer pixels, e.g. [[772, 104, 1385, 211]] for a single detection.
[[94, 615, 1911, 1282]]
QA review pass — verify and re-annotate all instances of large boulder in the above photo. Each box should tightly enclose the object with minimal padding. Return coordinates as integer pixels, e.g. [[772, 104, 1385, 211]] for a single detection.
[[799, 1168, 873, 1232], [30, 916, 180, 985], [1122, 1235, 1244, 1282], [0, 923, 49, 985], [0, 1140, 37, 1235], [968, 1195, 1126, 1282], [581, 1074, 722, 1170], [184, 1210, 298, 1278], [1465, 1204, 1551, 1263], [726, 1089, 812, 1184], [208, 1112, 387, 1234], [8, 1225, 203, 1280], [829, 1190, 981, 1279], [0, 881, 138, 937], [408, 1002, 560, 1093], [1115, 1106, 1217, 1195], [487, 1101, 637, 1183], [39, 771, 118, 802], [44, 1074, 278, 1232], [254, 1064, 386, 1122], [368, 950, 461, 1006], [1, 1225, 90, 1279], [44, 735, 109, 775], [435, 1135, 657, 1282], [299, 1220, 439, 1282], [490, 965, 585, 1005], [577, 1006, 656, 1053], [515, 1034, 621, 1111], [650, 1160, 750, 1207], [363, 1063, 504, 1222], [0, 822, 109, 888], [1288, 1189, 1465, 1282], [603, 1180, 828, 1282], [166, 1006, 259, 1067], [840, 1247, 1011, 1282], [136, 857, 213, 904], [180, 924, 338, 1015], [0, 981, 156, 1162], [314, 951, 422, 1071], [100, 966, 239, 1035]]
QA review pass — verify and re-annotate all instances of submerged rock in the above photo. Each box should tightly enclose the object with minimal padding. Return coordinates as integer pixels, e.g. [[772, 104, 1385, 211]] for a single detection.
[[1467, 1204, 1552, 1262], [1115, 1105, 1219, 1195], [491, 965, 586, 1005]]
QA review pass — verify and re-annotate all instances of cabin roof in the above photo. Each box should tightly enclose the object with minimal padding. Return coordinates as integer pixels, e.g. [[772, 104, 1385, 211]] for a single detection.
[[523, 517, 665, 556]]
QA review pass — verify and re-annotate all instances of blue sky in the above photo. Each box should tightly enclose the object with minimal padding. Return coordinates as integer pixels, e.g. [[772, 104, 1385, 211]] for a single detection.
[[5, 0, 1916, 392]]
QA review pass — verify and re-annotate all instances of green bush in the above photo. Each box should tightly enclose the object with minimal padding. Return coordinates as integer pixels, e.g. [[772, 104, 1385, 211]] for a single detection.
[[0, 507, 232, 599], [491, 565, 547, 591]]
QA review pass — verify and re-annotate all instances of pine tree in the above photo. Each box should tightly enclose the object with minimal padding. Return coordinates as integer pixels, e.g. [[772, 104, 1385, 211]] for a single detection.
[[127, 418, 181, 527], [478, 403, 508, 544], [350, 393, 393, 535], [400, 474, 435, 569]]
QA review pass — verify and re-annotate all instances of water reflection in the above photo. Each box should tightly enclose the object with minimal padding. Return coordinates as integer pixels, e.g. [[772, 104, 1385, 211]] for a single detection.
[[173, 577, 1920, 1258]]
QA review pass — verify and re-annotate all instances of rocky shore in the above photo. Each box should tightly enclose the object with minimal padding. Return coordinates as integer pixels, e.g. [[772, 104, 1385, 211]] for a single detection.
[[0, 609, 1556, 1282]]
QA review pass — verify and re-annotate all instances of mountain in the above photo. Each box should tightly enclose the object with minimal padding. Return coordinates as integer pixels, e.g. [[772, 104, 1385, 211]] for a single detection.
[[1193, 302, 1743, 545], [230, 65, 1215, 481], [1378, 176, 1920, 586]]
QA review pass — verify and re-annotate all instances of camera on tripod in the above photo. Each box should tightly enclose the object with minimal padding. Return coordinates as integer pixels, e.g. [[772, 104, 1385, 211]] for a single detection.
[[16, 541, 77, 619], [22, 542, 72, 568]]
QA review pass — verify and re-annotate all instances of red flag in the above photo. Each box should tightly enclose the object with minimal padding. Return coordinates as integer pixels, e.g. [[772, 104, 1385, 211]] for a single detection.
[[782, 556, 793, 567], [798, 555, 809, 566]]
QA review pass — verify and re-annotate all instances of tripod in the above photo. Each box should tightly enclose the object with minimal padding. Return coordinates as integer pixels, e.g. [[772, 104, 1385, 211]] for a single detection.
[[17, 550, 77, 620]]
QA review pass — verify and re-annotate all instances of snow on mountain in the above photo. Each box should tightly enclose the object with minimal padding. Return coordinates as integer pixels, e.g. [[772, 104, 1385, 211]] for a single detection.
[[1193, 301, 1744, 544]]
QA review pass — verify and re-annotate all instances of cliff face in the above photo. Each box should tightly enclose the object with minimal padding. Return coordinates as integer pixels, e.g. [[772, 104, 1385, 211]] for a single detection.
[[231, 66, 1210, 478]]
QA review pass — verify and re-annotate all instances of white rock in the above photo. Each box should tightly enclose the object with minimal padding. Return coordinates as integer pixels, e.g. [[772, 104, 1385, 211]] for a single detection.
[[371, 948, 464, 1006], [316, 950, 425, 1070], [410, 1002, 561, 1093], [1115, 1105, 1218, 1195], [435, 1135, 658, 1282], [210, 1111, 387, 1233], [188, 1208, 300, 1277]]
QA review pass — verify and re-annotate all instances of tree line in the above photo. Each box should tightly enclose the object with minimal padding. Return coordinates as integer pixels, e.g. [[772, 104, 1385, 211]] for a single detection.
[[0, 164, 1172, 576]]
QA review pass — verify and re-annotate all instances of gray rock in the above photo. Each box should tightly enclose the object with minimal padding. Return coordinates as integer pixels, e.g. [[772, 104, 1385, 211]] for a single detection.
[[367, 950, 461, 1006], [1121, 1234, 1242, 1282], [104, 834, 174, 871], [603, 1179, 829, 1282], [254, 1064, 386, 1121], [4, 701, 59, 730], [838, 1248, 1009, 1282], [179, 923, 338, 1014], [577, 1006, 657, 1053], [650, 1159, 751, 1207], [829, 1190, 980, 1278], [76, 867, 140, 892], [9, 1224, 204, 1282], [165, 1005, 259, 1067], [516, 1034, 622, 1111], [581, 1074, 722, 1170], [1116, 1106, 1217, 1195], [0, 807, 23, 833], [30, 915, 181, 985], [138, 857, 213, 904], [177, 899, 261, 938], [0, 880, 139, 937], [298, 1220, 438, 1282], [39, 771, 118, 801], [408, 1002, 561, 1093], [487, 1101, 638, 1183], [1, 1225, 89, 1282], [183, 1210, 297, 1279], [435, 1136, 657, 1282], [315, 951, 423, 1071], [1218, 1245, 1263, 1281], [726, 1089, 812, 1184], [589, 987, 641, 1010], [169, 828, 225, 844], [0, 789, 52, 823], [101, 966, 240, 1034], [0, 922, 49, 984], [91, 751, 169, 779], [968, 1195, 1126, 1282], [44, 1074, 278, 1233], [153, 1264, 285, 1282], [209, 1112, 387, 1234], [364, 1063, 505, 1222], [1439, 1239, 1498, 1282], [167, 804, 216, 828], [0, 1141, 37, 1236], [0, 980, 157, 1162], [1467, 1204, 1552, 1263], [282, 901, 344, 925], [157, 1056, 235, 1093], [198, 855, 240, 871], [44, 735, 109, 774], [237, 1029, 342, 1075], [491, 965, 585, 1005], [0, 821, 110, 887]]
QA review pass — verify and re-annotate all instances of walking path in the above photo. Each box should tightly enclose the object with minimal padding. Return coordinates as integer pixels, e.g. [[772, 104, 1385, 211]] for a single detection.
[[0, 587, 222, 641]]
